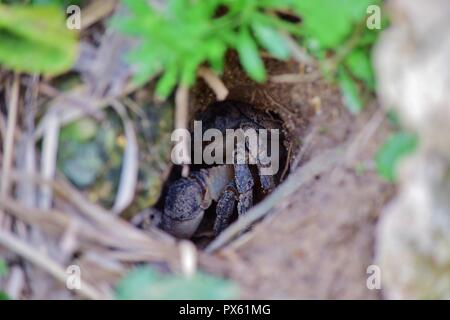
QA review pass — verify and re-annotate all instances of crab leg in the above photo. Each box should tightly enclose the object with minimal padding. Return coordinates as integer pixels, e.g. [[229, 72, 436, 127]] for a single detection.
[[234, 163, 254, 216], [214, 181, 238, 235], [241, 123, 276, 193]]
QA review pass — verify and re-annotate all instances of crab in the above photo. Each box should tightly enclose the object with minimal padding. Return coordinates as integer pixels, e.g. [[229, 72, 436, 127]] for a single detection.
[[161, 101, 285, 238]]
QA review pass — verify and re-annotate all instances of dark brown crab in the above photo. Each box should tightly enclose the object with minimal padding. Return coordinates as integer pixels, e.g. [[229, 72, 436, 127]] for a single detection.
[[161, 101, 286, 238]]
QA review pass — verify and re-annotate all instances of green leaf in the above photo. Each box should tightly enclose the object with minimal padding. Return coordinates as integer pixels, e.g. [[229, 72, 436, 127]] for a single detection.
[[345, 49, 374, 89], [0, 292, 10, 300], [338, 68, 363, 114], [0, 258, 7, 277], [375, 132, 418, 182], [156, 65, 179, 98], [115, 266, 239, 300], [252, 22, 290, 60], [386, 109, 401, 128], [236, 28, 266, 82], [0, 4, 78, 75], [294, 0, 377, 48]]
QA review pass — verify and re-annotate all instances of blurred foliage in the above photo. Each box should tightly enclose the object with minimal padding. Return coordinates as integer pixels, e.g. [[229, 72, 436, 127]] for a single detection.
[[116, 266, 238, 300], [112, 0, 302, 97], [376, 131, 418, 182], [57, 101, 173, 211], [1, 0, 82, 5], [0, 258, 10, 300], [0, 2, 78, 74], [57, 111, 124, 206], [295, 0, 383, 113], [0, 0, 384, 112], [0, 258, 7, 277], [0, 293, 9, 300], [114, 0, 383, 112]]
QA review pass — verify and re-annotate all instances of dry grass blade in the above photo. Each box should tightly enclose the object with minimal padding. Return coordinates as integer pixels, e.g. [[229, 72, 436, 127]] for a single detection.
[[34, 87, 102, 140], [34, 84, 140, 141], [175, 85, 190, 177], [81, 0, 118, 30], [110, 100, 139, 215], [0, 229, 107, 300], [54, 177, 177, 253], [198, 67, 229, 100], [1, 73, 19, 197], [1, 73, 19, 226], [16, 75, 39, 208], [270, 72, 321, 83], [281, 32, 314, 65], [8, 170, 178, 253], [38, 113, 59, 210], [4, 266, 25, 299], [1, 196, 133, 251]]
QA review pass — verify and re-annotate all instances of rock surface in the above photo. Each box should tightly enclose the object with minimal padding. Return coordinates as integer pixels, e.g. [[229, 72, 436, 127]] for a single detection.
[[374, 0, 450, 299]]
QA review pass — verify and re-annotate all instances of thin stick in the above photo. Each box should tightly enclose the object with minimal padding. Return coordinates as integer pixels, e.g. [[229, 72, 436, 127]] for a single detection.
[[1, 74, 19, 196], [281, 33, 314, 65], [0, 74, 19, 226], [270, 72, 321, 84], [198, 67, 229, 100], [0, 230, 106, 300], [175, 85, 190, 177], [81, 0, 117, 30], [205, 144, 345, 253]]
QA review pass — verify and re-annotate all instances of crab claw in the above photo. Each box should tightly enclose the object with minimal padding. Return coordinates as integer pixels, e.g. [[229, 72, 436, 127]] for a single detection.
[[162, 177, 206, 238]]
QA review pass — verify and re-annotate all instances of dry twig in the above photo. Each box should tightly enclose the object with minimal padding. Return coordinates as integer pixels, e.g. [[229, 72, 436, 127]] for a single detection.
[[1, 74, 20, 226], [0, 230, 107, 300], [175, 85, 190, 177], [198, 67, 229, 100]]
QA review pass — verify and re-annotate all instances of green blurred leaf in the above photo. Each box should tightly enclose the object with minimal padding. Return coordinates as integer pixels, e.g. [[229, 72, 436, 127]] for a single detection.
[[59, 118, 98, 143], [116, 266, 238, 300], [58, 142, 103, 188], [236, 28, 266, 82], [294, 0, 379, 48], [295, 0, 350, 48], [345, 49, 374, 89], [156, 65, 179, 98], [252, 22, 290, 60], [0, 292, 9, 300], [0, 4, 78, 74], [376, 132, 418, 182], [0, 258, 7, 277], [338, 68, 363, 114], [386, 109, 401, 128]]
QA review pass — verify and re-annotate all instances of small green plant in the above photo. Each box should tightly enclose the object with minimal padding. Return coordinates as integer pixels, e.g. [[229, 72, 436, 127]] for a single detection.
[[0, 2, 78, 74], [376, 131, 418, 182], [114, 0, 383, 111], [115, 266, 238, 300], [286, 0, 383, 113], [113, 0, 302, 97], [0, 258, 10, 300]]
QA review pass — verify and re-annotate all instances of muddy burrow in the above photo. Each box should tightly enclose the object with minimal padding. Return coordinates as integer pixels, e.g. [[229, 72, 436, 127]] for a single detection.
[[184, 53, 395, 299], [160, 99, 291, 246]]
